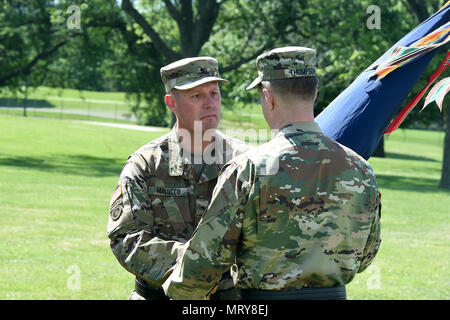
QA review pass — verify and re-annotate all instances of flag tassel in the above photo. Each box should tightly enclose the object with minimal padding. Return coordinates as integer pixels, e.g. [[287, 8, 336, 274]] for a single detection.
[[384, 51, 450, 135]]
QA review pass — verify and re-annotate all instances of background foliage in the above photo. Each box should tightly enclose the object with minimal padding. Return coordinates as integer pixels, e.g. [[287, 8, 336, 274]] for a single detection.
[[0, 0, 446, 126]]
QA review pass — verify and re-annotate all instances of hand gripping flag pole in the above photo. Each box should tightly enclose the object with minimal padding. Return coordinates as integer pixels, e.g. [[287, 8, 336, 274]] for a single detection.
[[316, 2, 450, 160]]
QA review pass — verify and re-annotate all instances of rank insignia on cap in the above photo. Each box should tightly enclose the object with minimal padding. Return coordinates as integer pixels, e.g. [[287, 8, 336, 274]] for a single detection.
[[160, 57, 229, 93]]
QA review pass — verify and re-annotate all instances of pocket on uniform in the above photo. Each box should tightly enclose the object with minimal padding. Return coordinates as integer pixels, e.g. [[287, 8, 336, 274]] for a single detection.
[[149, 186, 194, 237], [194, 197, 210, 223]]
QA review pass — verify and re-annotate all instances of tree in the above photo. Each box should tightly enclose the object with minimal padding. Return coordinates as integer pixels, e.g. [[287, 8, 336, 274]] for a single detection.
[[120, 0, 295, 126], [0, 0, 163, 123], [403, 0, 443, 22], [0, 1, 71, 89], [0, 1, 132, 93], [2, 0, 446, 152], [440, 103, 450, 188]]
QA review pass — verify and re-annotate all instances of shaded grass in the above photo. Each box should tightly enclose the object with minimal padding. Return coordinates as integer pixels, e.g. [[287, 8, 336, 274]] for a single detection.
[[0, 97, 55, 108], [0, 114, 448, 299], [0, 86, 131, 106], [0, 107, 136, 125], [0, 154, 125, 177], [0, 86, 134, 121]]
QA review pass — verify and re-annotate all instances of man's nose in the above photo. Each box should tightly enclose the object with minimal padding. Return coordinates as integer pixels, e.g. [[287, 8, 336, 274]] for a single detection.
[[204, 95, 217, 108]]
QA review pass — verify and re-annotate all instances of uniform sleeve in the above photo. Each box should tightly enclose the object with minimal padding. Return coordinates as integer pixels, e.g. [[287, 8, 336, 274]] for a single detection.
[[107, 156, 184, 288], [162, 160, 255, 300], [358, 190, 382, 273]]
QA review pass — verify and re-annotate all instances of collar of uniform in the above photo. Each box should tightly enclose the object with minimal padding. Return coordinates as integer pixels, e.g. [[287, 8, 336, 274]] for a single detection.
[[196, 162, 221, 184], [276, 122, 323, 137], [210, 130, 227, 165], [167, 126, 184, 176], [195, 131, 224, 184], [167, 126, 222, 181]]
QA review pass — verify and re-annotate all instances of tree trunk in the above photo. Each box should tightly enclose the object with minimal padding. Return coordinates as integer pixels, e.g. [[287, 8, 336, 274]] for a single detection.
[[405, 0, 430, 22], [23, 79, 28, 117], [439, 104, 450, 189], [23, 89, 27, 117], [121, 0, 286, 128], [371, 136, 385, 158]]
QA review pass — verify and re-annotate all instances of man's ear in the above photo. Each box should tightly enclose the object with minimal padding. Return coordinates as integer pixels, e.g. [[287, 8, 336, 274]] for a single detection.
[[262, 87, 275, 111], [165, 93, 176, 113]]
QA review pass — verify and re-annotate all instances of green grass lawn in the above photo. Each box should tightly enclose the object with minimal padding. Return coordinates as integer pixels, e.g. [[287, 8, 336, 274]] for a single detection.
[[346, 129, 450, 299], [0, 114, 448, 299], [0, 86, 135, 121], [0, 115, 168, 299]]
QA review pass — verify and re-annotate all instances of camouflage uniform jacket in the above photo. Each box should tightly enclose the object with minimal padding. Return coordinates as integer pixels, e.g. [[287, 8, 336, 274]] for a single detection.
[[163, 122, 382, 299], [107, 127, 250, 288]]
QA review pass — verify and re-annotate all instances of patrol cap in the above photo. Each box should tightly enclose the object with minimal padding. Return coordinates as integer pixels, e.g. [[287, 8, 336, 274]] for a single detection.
[[160, 57, 229, 93], [246, 46, 317, 90]]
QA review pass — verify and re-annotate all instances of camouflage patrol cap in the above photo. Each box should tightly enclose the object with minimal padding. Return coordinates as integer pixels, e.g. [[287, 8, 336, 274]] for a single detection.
[[160, 57, 229, 93], [246, 46, 316, 90]]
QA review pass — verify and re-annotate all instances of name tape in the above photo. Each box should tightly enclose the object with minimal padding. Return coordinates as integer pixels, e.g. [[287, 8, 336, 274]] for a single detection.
[[149, 186, 194, 196]]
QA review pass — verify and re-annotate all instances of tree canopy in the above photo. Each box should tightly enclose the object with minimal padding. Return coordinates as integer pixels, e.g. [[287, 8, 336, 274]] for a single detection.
[[0, 0, 446, 127]]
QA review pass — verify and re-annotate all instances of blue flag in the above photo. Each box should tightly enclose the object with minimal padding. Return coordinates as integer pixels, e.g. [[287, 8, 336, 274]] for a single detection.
[[315, 4, 450, 160]]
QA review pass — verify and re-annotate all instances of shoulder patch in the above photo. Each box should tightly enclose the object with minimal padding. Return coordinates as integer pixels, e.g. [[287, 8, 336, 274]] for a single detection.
[[110, 206, 123, 221]]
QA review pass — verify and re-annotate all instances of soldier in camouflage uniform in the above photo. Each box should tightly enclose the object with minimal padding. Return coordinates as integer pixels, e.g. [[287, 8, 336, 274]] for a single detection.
[[163, 47, 382, 300], [107, 57, 250, 300]]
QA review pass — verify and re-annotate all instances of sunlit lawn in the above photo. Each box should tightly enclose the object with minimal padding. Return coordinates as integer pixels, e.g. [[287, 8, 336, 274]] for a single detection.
[[0, 114, 448, 299]]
